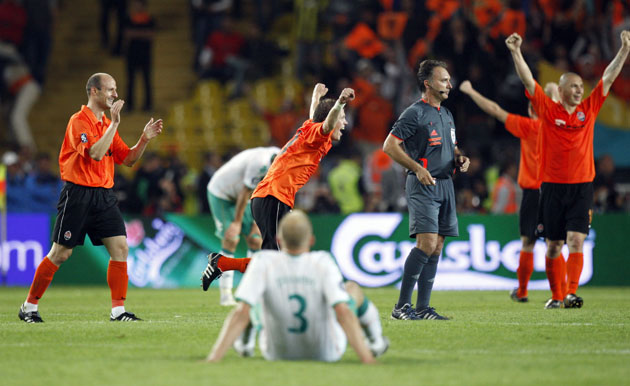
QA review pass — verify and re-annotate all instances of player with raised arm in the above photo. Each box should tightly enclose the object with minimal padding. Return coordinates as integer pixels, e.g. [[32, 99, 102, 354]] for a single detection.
[[505, 30, 630, 308], [202, 146, 279, 305], [459, 80, 559, 303], [205, 210, 388, 363], [202, 84, 354, 287]]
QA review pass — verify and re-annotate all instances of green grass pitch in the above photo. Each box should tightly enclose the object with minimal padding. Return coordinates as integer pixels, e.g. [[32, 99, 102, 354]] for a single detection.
[[1, 286, 629, 386]]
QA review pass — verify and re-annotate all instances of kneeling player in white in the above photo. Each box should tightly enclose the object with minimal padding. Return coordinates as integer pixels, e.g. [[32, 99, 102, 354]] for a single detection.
[[206, 210, 388, 363]]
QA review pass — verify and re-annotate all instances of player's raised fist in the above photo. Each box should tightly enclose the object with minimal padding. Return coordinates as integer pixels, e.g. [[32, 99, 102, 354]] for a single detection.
[[339, 88, 355, 104], [505, 33, 522, 51], [459, 80, 473, 94], [313, 83, 328, 98]]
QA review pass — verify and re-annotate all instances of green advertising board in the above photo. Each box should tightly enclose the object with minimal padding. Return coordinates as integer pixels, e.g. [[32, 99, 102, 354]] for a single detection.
[[50, 213, 629, 288]]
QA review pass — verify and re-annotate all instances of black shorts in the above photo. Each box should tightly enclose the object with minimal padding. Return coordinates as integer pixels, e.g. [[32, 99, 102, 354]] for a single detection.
[[52, 182, 127, 247], [519, 188, 540, 239], [250, 195, 291, 250], [536, 182, 593, 241]]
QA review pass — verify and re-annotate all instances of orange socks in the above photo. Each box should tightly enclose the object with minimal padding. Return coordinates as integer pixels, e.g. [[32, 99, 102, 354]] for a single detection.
[[566, 252, 584, 295], [545, 256, 566, 301], [516, 251, 534, 298], [217, 256, 251, 273], [107, 261, 128, 308], [26, 257, 59, 304]]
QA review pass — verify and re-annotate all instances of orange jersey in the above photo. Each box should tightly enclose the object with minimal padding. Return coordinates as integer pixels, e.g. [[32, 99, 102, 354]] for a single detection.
[[526, 80, 607, 184], [252, 119, 333, 207], [504, 114, 541, 189], [59, 105, 130, 188]]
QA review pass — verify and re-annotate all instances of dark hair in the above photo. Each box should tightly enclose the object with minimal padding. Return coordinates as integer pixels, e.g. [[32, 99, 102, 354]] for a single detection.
[[312, 98, 336, 123], [86, 74, 103, 97], [416, 59, 447, 93]]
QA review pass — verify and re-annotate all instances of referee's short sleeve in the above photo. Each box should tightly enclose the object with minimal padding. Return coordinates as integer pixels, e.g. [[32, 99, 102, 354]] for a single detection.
[[391, 107, 419, 140]]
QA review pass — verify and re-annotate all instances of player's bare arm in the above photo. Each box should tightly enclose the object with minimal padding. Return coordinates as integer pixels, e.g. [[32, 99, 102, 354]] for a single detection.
[[459, 80, 509, 123], [224, 187, 253, 242], [383, 134, 435, 185], [206, 302, 252, 362], [505, 33, 536, 96], [334, 303, 377, 364], [322, 88, 354, 134], [309, 83, 329, 119], [602, 30, 630, 95], [89, 99, 124, 161], [123, 117, 163, 166], [454, 146, 470, 172]]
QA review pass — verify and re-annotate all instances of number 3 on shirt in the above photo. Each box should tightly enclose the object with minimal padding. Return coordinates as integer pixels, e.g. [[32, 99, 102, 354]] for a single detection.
[[288, 294, 308, 333]]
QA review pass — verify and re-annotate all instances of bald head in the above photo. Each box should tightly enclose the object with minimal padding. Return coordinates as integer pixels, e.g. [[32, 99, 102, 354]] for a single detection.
[[557, 72, 584, 107], [86, 73, 113, 98], [278, 210, 313, 251]]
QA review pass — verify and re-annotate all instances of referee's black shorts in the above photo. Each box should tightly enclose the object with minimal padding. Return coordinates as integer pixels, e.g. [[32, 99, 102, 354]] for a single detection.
[[519, 188, 540, 239], [52, 182, 127, 248], [536, 182, 593, 241], [250, 195, 291, 250]]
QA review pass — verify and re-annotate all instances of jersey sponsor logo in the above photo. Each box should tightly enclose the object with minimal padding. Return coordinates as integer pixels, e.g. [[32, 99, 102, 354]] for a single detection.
[[64, 230, 72, 240], [554, 119, 566, 127], [450, 128, 456, 144], [430, 129, 438, 136], [577, 111, 585, 122], [80, 133, 88, 143]]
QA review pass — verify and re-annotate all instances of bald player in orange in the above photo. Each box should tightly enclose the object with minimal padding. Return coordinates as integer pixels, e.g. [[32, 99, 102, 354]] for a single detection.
[[506, 30, 630, 309], [18, 73, 163, 323], [459, 80, 559, 303]]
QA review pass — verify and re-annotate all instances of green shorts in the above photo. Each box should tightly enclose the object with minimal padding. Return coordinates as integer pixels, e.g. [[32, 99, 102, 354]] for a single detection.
[[208, 192, 256, 240]]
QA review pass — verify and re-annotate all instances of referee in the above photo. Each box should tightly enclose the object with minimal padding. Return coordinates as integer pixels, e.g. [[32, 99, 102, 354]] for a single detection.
[[18, 73, 163, 323], [384, 60, 470, 321]]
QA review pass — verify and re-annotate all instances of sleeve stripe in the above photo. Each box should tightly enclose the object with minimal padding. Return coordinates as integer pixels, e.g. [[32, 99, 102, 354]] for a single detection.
[[390, 133, 403, 141], [234, 297, 255, 307]]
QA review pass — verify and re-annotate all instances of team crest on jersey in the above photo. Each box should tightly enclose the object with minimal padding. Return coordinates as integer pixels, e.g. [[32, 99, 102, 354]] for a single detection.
[[577, 111, 585, 122], [64, 230, 72, 240], [80, 133, 88, 143], [450, 128, 456, 144]]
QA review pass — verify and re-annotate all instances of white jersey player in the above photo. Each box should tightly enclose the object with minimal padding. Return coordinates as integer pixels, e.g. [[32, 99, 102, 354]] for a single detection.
[[204, 146, 279, 306], [206, 210, 388, 363]]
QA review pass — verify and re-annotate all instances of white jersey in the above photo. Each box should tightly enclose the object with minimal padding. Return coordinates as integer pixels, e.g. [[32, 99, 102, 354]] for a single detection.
[[235, 250, 351, 362], [208, 147, 280, 201]]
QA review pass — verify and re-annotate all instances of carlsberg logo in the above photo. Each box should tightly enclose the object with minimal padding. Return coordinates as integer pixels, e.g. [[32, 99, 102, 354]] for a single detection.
[[331, 213, 594, 289]]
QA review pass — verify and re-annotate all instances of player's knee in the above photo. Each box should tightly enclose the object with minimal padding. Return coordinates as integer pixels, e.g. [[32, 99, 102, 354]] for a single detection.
[[222, 238, 239, 252], [565, 234, 584, 252], [344, 281, 364, 304], [50, 250, 72, 265], [546, 242, 563, 258], [246, 236, 262, 251]]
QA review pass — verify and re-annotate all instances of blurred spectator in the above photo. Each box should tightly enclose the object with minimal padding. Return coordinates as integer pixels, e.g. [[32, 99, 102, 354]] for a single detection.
[[25, 152, 62, 213], [294, 0, 327, 78], [100, 0, 127, 55], [0, 43, 40, 151], [0, 0, 26, 48], [294, 170, 339, 214], [198, 16, 247, 94], [490, 160, 520, 214], [190, 0, 233, 72], [196, 151, 223, 213], [328, 152, 365, 214], [128, 152, 163, 214], [113, 165, 133, 213], [4, 150, 30, 212], [593, 154, 623, 213], [124, 0, 155, 111], [20, 0, 57, 86]]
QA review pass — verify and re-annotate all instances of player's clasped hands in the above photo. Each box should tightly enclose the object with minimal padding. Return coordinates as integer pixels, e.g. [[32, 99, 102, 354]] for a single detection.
[[110, 99, 124, 125]]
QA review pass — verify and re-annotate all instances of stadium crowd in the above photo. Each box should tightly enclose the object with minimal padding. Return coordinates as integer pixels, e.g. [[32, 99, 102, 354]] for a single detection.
[[3, 0, 630, 215]]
